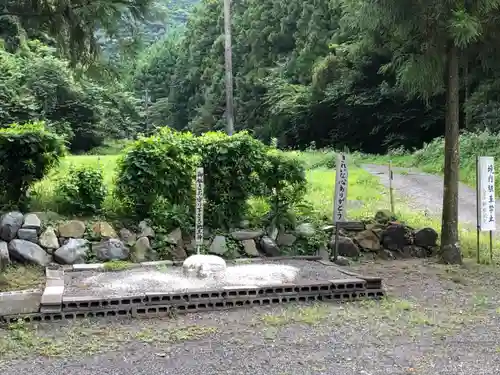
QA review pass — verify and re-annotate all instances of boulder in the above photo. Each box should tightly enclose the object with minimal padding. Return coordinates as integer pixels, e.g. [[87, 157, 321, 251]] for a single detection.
[[130, 236, 155, 263], [166, 228, 183, 245], [295, 223, 315, 238], [54, 238, 89, 264], [276, 232, 297, 247], [0, 241, 10, 269], [0, 211, 24, 241], [381, 224, 411, 251], [22, 213, 41, 232], [119, 228, 137, 246], [259, 236, 280, 257], [17, 228, 38, 243], [58, 220, 86, 238], [354, 230, 381, 251], [92, 221, 117, 239], [210, 235, 228, 255], [138, 220, 155, 238], [241, 239, 259, 257], [329, 236, 360, 258], [183, 254, 227, 278], [8, 239, 51, 266], [94, 239, 129, 261], [414, 227, 438, 248], [39, 227, 60, 250], [230, 230, 263, 241]]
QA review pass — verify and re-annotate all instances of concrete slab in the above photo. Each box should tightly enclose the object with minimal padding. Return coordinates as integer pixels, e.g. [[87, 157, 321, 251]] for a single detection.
[[63, 259, 351, 299], [0, 290, 42, 315]]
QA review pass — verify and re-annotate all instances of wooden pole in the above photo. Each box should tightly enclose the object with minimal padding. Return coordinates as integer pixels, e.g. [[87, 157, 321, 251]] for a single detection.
[[223, 0, 234, 136]]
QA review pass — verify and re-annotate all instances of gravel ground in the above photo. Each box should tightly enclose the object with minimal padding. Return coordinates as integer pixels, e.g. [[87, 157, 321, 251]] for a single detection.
[[64, 260, 348, 297], [362, 163, 500, 226], [2, 258, 500, 374]]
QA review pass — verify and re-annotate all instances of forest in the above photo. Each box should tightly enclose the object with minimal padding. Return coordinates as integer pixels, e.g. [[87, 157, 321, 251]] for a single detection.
[[3, 0, 499, 155]]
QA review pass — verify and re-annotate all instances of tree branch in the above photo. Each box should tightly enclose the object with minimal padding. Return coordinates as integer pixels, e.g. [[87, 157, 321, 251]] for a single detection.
[[0, 0, 132, 18]]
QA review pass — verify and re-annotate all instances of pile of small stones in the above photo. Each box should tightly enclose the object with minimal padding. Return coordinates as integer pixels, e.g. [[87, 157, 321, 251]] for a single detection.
[[329, 210, 439, 265]]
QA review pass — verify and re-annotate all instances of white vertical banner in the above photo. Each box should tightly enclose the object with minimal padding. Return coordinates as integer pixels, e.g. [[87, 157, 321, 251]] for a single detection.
[[195, 168, 204, 252], [333, 153, 348, 223], [477, 156, 496, 231]]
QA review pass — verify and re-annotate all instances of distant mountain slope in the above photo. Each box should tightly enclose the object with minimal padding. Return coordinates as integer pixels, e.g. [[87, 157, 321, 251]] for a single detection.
[[97, 0, 199, 62]]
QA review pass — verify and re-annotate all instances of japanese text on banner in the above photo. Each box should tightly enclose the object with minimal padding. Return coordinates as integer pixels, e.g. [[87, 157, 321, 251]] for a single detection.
[[195, 168, 204, 245], [333, 153, 348, 223], [477, 157, 495, 231]]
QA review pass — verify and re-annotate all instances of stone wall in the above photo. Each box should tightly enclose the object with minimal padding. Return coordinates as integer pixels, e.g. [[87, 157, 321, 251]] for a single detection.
[[0, 209, 439, 269]]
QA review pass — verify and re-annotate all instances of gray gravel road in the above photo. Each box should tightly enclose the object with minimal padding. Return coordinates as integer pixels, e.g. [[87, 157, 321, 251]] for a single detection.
[[362, 163, 500, 226], [2, 259, 500, 375]]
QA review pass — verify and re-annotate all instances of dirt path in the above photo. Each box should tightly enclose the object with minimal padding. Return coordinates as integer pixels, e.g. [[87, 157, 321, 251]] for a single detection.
[[362, 163, 500, 227], [1, 259, 500, 375]]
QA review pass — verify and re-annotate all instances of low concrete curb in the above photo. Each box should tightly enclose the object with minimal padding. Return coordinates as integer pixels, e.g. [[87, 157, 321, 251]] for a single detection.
[[40, 268, 65, 313]]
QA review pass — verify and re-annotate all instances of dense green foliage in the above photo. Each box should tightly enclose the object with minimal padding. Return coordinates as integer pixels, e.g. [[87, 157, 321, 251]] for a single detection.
[[114, 128, 198, 216], [55, 165, 108, 215], [0, 122, 65, 209], [114, 128, 306, 229], [199, 132, 268, 228]]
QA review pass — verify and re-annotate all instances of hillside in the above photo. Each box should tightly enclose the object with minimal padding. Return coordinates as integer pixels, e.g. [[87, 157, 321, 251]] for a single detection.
[[97, 0, 200, 62]]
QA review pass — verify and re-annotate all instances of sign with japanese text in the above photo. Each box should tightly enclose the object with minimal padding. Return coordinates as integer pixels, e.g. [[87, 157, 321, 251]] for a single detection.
[[477, 157, 496, 231], [333, 153, 348, 223], [195, 168, 204, 250]]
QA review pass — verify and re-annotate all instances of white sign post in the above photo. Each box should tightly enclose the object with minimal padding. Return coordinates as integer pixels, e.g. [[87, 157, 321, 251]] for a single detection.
[[476, 156, 495, 263], [333, 153, 348, 223], [195, 168, 204, 254], [332, 153, 348, 261]]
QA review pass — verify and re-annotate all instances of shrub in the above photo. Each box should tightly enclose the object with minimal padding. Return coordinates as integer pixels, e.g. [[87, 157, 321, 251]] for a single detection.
[[0, 121, 65, 209], [55, 165, 107, 215], [259, 149, 307, 228], [149, 196, 193, 233], [114, 128, 198, 217], [199, 131, 268, 228]]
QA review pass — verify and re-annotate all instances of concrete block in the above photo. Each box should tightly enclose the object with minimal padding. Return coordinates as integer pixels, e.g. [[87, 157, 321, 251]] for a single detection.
[[41, 285, 64, 306], [72, 263, 104, 271], [0, 290, 42, 315]]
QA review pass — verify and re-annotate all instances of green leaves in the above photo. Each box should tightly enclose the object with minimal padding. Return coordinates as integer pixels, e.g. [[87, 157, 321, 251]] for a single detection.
[[55, 165, 108, 215], [114, 128, 198, 217], [449, 9, 482, 48], [0, 121, 66, 209]]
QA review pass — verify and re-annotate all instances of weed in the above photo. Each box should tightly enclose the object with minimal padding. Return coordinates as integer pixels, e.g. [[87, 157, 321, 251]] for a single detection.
[[102, 260, 133, 271], [0, 265, 45, 292]]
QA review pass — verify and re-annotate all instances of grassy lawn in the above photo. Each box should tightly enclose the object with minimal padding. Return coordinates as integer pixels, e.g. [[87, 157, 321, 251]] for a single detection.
[[30, 155, 120, 213]]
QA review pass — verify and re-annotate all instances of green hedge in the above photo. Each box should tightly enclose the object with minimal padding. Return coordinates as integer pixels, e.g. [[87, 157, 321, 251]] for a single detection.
[[0, 121, 65, 209], [114, 128, 307, 230]]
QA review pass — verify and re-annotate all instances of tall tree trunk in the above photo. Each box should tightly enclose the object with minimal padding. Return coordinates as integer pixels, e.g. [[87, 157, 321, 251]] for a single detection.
[[440, 42, 462, 265], [464, 55, 470, 129]]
